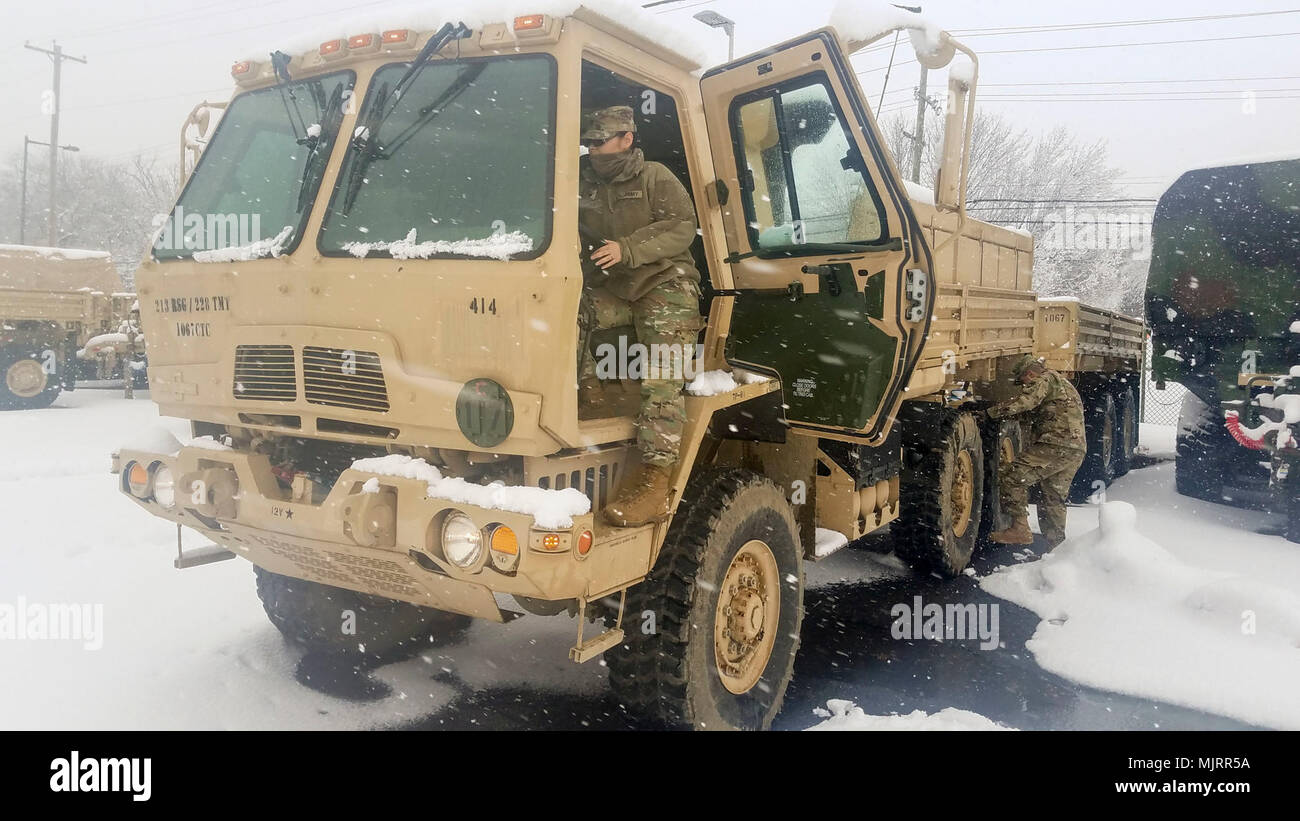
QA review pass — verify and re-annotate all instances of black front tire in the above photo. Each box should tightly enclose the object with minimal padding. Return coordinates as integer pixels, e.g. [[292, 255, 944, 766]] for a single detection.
[[605, 468, 804, 730], [896, 408, 985, 576], [254, 567, 472, 662], [1071, 389, 1117, 502], [1175, 391, 1229, 502], [1113, 383, 1137, 478]]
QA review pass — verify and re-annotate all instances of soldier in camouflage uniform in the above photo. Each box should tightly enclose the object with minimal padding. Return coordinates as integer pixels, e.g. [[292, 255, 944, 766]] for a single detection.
[[575, 105, 703, 527], [986, 354, 1087, 547]]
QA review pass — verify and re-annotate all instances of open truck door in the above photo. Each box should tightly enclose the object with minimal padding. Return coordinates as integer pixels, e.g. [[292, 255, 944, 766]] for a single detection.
[[699, 29, 932, 442]]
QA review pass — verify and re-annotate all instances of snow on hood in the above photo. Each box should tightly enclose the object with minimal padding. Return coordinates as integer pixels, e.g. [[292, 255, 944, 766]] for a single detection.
[[981, 500, 1300, 730], [351, 454, 590, 529], [192, 226, 294, 263], [343, 228, 534, 261], [241, 0, 713, 69]]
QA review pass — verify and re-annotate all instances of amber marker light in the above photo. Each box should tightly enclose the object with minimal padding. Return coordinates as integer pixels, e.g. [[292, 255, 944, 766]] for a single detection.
[[487, 524, 520, 573], [514, 14, 546, 31]]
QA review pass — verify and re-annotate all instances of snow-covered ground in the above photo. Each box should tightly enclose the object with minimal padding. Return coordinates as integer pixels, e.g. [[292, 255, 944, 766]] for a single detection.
[[2, 392, 1296, 730], [983, 444, 1300, 731], [0, 391, 610, 729]]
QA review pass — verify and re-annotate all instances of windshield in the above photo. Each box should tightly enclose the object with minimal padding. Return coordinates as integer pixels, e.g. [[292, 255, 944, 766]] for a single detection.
[[318, 54, 555, 260], [153, 71, 355, 262]]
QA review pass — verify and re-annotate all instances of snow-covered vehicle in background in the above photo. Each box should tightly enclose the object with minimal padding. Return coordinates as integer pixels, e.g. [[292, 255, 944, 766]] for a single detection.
[[0, 244, 142, 408], [112, 2, 1143, 730], [1146, 156, 1300, 507]]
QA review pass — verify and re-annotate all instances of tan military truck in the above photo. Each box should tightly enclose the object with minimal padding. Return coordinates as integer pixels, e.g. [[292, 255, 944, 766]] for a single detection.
[[113, 6, 1143, 729], [0, 244, 139, 408]]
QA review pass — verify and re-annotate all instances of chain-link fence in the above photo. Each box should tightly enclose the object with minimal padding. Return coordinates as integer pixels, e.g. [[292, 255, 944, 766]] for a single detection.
[[1141, 339, 1185, 426]]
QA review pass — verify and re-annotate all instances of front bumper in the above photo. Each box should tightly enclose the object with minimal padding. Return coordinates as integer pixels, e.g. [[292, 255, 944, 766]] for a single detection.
[[113, 445, 654, 621]]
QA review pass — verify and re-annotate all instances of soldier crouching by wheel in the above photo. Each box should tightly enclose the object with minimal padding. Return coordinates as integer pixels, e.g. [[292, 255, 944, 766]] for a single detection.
[[985, 354, 1087, 547]]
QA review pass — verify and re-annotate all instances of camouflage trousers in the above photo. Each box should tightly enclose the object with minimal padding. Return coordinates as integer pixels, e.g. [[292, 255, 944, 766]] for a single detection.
[[999, 442, 1086, 543], [578, 278, 703, 467]]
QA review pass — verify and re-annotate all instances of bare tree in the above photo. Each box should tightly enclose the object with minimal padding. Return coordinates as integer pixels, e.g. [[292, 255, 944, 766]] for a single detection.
[[0, 151, 178, 288], [882, 108, 1149, 314]]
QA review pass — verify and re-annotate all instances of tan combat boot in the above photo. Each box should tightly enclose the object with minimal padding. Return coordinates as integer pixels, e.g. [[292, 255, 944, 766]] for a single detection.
[[988, 516, 1034, 545], [602, 463, 672, 527]]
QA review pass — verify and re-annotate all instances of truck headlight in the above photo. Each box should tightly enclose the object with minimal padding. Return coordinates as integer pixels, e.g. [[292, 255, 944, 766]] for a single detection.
[[442, 512, 483, 568], [153, 465, 176, 509]]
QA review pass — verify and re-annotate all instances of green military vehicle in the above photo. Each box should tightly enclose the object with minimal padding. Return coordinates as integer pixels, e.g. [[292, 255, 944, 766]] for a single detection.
[[114, 6, 1142, 729], [0, 243, 140, 408], [1146, 156, 1300, 506]]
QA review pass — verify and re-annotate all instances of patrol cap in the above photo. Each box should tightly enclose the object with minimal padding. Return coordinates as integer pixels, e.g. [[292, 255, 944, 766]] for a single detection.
[[1011, 353, 1045, 379], [582, 106, 637, 141]]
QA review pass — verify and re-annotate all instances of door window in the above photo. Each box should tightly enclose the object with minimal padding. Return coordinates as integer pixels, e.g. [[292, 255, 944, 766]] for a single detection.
[[731, 74, 887, 251]]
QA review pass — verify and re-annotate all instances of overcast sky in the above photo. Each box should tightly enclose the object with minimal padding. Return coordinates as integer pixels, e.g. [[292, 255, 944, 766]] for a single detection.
[[4, 0, 1298, 198]]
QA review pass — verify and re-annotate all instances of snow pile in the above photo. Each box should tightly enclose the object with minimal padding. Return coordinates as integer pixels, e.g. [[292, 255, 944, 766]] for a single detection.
[[193, 226, 294, 263], [243, 0, 713, 68], [903, 179, 934, 206], [188, 435, 233, 452], [78, 333, 132, 358], [982, 501, 1300, 729], [118, 426, 184, 457], [343, 228, 534, 261], [806, 699, 1012, 731], [814, 527, 849, 558], [828, 0, 944, 57], [686, 370, 738, 396], [351, 454, 590, 529]]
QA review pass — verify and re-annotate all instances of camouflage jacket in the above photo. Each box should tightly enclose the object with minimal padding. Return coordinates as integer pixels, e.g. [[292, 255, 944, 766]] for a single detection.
[[988, 368, 1086, 452], [579, 148, 700, 302]]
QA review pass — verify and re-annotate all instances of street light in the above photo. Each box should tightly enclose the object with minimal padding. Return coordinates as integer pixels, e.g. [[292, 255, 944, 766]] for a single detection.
[[693, 10, 735, 61], [20, 136, 79, 246]]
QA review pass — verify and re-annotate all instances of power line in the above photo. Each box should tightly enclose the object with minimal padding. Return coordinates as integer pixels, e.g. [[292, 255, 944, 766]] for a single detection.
[[853, 9, 1300, 56], [952, 9, 1300, 36], [984, 29, 1300, 55]]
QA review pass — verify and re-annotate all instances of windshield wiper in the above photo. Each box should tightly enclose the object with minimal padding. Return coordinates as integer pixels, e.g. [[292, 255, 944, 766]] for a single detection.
[[339, 22, 474, 215], [296, 82, 346, 211]]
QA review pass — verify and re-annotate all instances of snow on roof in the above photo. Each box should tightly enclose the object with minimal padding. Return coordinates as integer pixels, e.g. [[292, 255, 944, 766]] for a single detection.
[[242, 0, 712, 70], [828, 0, 944, 57], [0, 243, 111, 260]]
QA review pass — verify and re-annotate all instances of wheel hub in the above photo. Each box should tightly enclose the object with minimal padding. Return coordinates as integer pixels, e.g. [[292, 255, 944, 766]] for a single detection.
[[714, 540, 780, 695], [6, 359, 48, 399], [952, 449, 974, 538]]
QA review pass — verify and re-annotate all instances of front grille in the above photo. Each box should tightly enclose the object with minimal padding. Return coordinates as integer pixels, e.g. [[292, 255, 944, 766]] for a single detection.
[[302, 346, 390, 412], [233, 345, 296, 401]]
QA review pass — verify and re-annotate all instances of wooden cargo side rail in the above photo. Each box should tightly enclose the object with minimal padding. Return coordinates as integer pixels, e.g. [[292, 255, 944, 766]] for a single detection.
[[917, 282, 1038, 371]]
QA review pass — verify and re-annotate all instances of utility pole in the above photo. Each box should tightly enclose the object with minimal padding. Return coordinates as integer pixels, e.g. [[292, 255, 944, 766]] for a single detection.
[[910, 67, 928, 184], [25, 41, 86, 248]]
